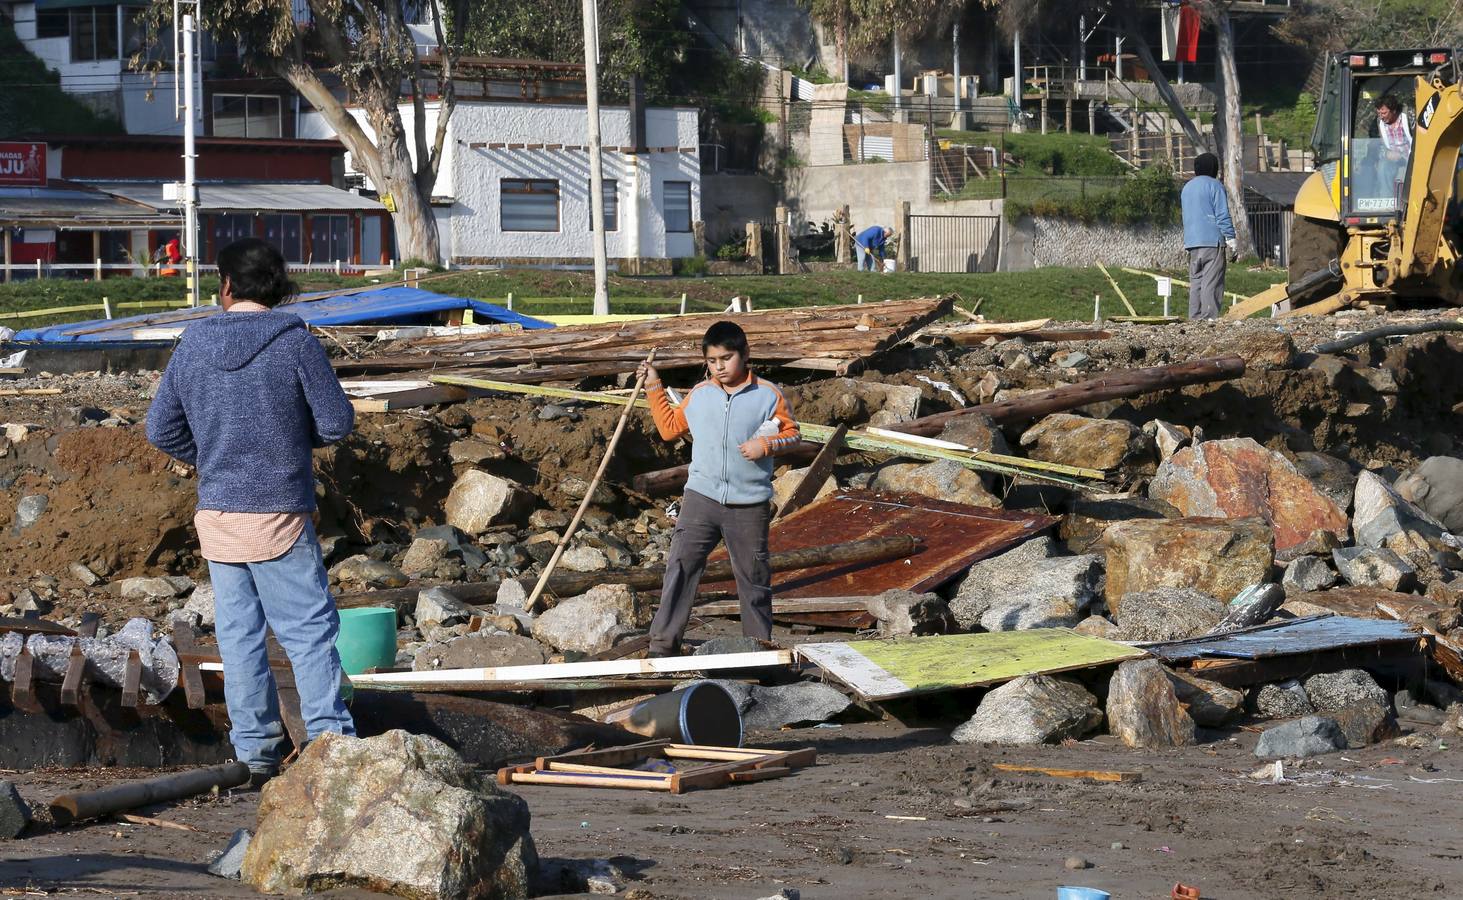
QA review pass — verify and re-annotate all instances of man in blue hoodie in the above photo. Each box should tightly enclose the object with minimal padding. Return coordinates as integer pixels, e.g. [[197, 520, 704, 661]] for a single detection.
[[146, 238, 356, 786], [1180, 152, 1237, 319], [854, 224, 892, 272]]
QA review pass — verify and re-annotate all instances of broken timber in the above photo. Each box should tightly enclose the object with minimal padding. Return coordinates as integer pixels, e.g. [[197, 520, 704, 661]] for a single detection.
[[633, 355, 1245, 496], [797, 630, 1146, 701], [497, 740, 816, 794], [344, 649, 793, 687], [339, 297, 953, 382]]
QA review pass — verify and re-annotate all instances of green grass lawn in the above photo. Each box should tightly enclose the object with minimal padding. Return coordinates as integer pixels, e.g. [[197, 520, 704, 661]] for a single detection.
[[0, 264, 1288, 330]]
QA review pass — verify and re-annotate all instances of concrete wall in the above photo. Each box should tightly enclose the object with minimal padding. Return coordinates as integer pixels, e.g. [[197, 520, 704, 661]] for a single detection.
[[1003, 215, 1188, 271], [781, 160, 1000, 233], [702, 173, 777, 247]]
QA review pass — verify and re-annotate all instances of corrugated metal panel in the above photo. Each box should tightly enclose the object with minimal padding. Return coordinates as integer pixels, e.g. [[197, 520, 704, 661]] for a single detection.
[[705, 491, 1054, 598], [87, 181, 386, 212], [857, 136, 893, 161]]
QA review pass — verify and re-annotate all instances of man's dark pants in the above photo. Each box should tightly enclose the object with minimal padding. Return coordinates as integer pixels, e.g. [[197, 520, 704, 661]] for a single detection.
[[1188, 245, 1225, 319], [648, 489, 773, 655]]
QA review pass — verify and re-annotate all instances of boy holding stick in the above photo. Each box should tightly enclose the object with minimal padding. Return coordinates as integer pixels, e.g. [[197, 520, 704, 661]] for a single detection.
[[638, 321, 801, 656]]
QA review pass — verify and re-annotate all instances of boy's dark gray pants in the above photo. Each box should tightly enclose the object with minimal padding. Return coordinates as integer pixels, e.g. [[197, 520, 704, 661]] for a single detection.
[[648, 489, 773, 654]]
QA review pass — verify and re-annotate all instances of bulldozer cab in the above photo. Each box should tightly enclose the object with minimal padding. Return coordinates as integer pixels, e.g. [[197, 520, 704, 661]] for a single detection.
[[1312, 48, 1455, 223]]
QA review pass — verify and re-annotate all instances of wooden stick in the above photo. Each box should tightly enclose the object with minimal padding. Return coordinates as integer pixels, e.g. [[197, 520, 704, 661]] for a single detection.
[[0, 388, 62, 397], [342, 648, 794, 685], [525, 347, 657, 612], [1095, 262, 1138, 316], [115, 813, 199, 832], [992, 762, 1142, 783], [49, 762, 251, 826], [507, 771, 673, 790], [777, 423, 845, 520]]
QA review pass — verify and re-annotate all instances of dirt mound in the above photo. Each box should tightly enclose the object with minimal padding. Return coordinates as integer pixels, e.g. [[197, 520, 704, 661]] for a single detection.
[[2, 426, 195, 586]]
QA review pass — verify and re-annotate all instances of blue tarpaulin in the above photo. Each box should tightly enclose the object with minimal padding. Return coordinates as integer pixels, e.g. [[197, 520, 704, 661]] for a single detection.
[[14, 286, 552, 343]]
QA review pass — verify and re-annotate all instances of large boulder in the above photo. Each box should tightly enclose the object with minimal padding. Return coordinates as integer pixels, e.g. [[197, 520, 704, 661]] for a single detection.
[[937, 413, 1011, 455], [530, 585, 646, 655], [1352, 470, 1456, 562], [951, 675, 1103, 745], [329, 556, 409, 589], [1060, 495, 1179, 554], [949, 537, 1102, 632], [1253, 679, 1314, 719], [1149, 439, 1349, 552], [1165, 670, 1244, 727], [400, 538, 452, 578], [1293, 452, 1358, 513], [1254, 716, 1347, 758], [770, 465, 836, 513], [0, 780, 29, 839], [870, 459, 1000, 508], [1112, 587, 1225, 642], [415, 587, 478, 627], [446, 470, 533, 535], [1332, 546, 1417, 592], [1105, 660, 1196, 748], [1282, 556, 1337, 594], [1302, 669, 1390, 712], [1101, 517, 1274, 616], [865, 589, 952, 637], [414, 633, 549, 672], [1395, 457, 1463, 533], [1019, 414, 1150, 470], [242, 731, 535, 899], [1327, 701, 1399, 748]]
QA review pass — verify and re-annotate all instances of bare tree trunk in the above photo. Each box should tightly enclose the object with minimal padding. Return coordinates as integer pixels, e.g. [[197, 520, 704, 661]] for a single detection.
[[1211, 6, 1252, 253], [1121, 24, 1210, 153]]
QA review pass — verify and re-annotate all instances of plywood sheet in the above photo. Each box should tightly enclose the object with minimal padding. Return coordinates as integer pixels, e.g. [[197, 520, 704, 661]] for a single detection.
[[795, 630, 1147, 701], [706, 491, 1055, 599], [1144, 615, 1420, 663]]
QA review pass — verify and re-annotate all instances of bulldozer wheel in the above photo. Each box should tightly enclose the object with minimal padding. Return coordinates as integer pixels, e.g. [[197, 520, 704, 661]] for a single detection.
[[1288, 215, 1345, 284]]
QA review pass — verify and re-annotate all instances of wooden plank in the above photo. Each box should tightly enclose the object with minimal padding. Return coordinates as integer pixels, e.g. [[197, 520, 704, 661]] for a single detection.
[[121, 649, 142, 708], [533, 740, 673, 771], [797, 630, 1147, 701], [1095, 262, 1138, 316], [706, 491, 1054, 600], [777, 423, 846, 520], [694, 596, 871, 616], [12, 648, 35, 706], [1183, 644, 1422, 687], [1144, 615, 1419, 663], [347, 385, 471, 412], [0, 388, 62, 397], [992, 763, 1142, 783], [506, 771, 673, 791], [345, 649, 794, 687], [172, 624, 208, 710], [0, 617, 74, 637], [728, 767, 792, 783], [75, 613, 101, 638], [60, 644, 86, 706]]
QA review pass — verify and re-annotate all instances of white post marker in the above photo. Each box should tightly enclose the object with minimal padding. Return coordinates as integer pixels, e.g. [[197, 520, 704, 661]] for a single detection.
[[1156, 276, 1171, 317], [583, 0, 610, 316], [181, 11, 200, 309]]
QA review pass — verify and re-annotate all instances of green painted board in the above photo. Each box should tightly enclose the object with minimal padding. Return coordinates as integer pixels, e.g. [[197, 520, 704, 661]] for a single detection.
[[795, 630, 1148, 701]]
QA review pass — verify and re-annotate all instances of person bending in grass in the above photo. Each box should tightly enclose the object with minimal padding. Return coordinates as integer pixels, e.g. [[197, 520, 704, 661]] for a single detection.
[[637, 321, 801, 656]]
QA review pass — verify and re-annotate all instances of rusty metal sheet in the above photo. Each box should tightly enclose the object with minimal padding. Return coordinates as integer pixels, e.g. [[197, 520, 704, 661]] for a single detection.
[[705, 491, 1055, 599], [1145, 615, 1421, 663]]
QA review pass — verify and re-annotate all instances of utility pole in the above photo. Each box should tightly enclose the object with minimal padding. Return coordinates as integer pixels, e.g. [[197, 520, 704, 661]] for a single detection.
[[582, 0, 609, 316], [174, 2, 201, 308]]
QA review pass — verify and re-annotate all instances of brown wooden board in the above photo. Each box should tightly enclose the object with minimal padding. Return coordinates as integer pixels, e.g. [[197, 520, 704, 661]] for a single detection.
[[704, 491, 1054, 598], [1144, 615, 1420, 663]]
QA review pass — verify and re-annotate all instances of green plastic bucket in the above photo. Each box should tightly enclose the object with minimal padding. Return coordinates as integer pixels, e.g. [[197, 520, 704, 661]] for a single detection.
[[335, 607, 398, 675]]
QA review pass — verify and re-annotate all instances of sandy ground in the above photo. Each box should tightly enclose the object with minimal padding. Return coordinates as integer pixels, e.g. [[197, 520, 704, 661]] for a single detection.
[[1, 719, 1459, 900]]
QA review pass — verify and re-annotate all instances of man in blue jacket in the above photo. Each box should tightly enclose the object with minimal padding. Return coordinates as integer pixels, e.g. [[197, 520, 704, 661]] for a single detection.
[[146, 238, 356, 786], [854, 224, 892, 271], [1180, 153, 1237, 319]]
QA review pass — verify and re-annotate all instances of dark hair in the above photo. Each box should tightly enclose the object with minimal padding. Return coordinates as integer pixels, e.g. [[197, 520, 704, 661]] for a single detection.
[[1378, 94, 1403, 114], [1194, 153, 1219, 178], [701, 320, 749, 357], [217, 238, 296, 308]]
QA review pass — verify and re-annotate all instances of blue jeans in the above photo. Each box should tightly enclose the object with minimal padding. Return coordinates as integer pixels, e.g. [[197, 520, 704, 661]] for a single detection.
[[207, 521, 355, 771]]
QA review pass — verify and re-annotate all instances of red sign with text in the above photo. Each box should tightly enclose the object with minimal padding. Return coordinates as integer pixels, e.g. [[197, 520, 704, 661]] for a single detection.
[[0, 143, 46, 186]]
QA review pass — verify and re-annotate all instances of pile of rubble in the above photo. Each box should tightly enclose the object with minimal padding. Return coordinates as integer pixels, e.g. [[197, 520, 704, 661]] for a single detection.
[[3, 307, 1463, 897]]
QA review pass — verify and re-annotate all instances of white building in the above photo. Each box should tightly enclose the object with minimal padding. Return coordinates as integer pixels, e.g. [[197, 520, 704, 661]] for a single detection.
[[300, 98, 703, 269], [3, 0, 202, 136]]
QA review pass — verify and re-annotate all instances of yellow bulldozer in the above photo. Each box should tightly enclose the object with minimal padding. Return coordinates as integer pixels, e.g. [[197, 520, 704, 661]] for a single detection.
[[1227, 48, 1463, 318]]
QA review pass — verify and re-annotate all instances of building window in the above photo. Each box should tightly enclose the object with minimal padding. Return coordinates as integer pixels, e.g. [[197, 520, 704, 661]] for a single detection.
[[70, 6, 119, 63], [264, 214, 303, 263], [310, 215, 352, 262], [210, 213, 255, 261], [586, 179, 618, 232], [212, 94, 282, 138], [501, 179, 560, 232], [664, 181, 692, 233], [36, 10, 69, 38]]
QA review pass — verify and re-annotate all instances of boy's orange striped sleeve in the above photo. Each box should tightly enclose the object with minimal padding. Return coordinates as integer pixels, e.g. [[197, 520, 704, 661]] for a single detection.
[[647, 383, 690, 441], [760, 386, 802, 456]]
